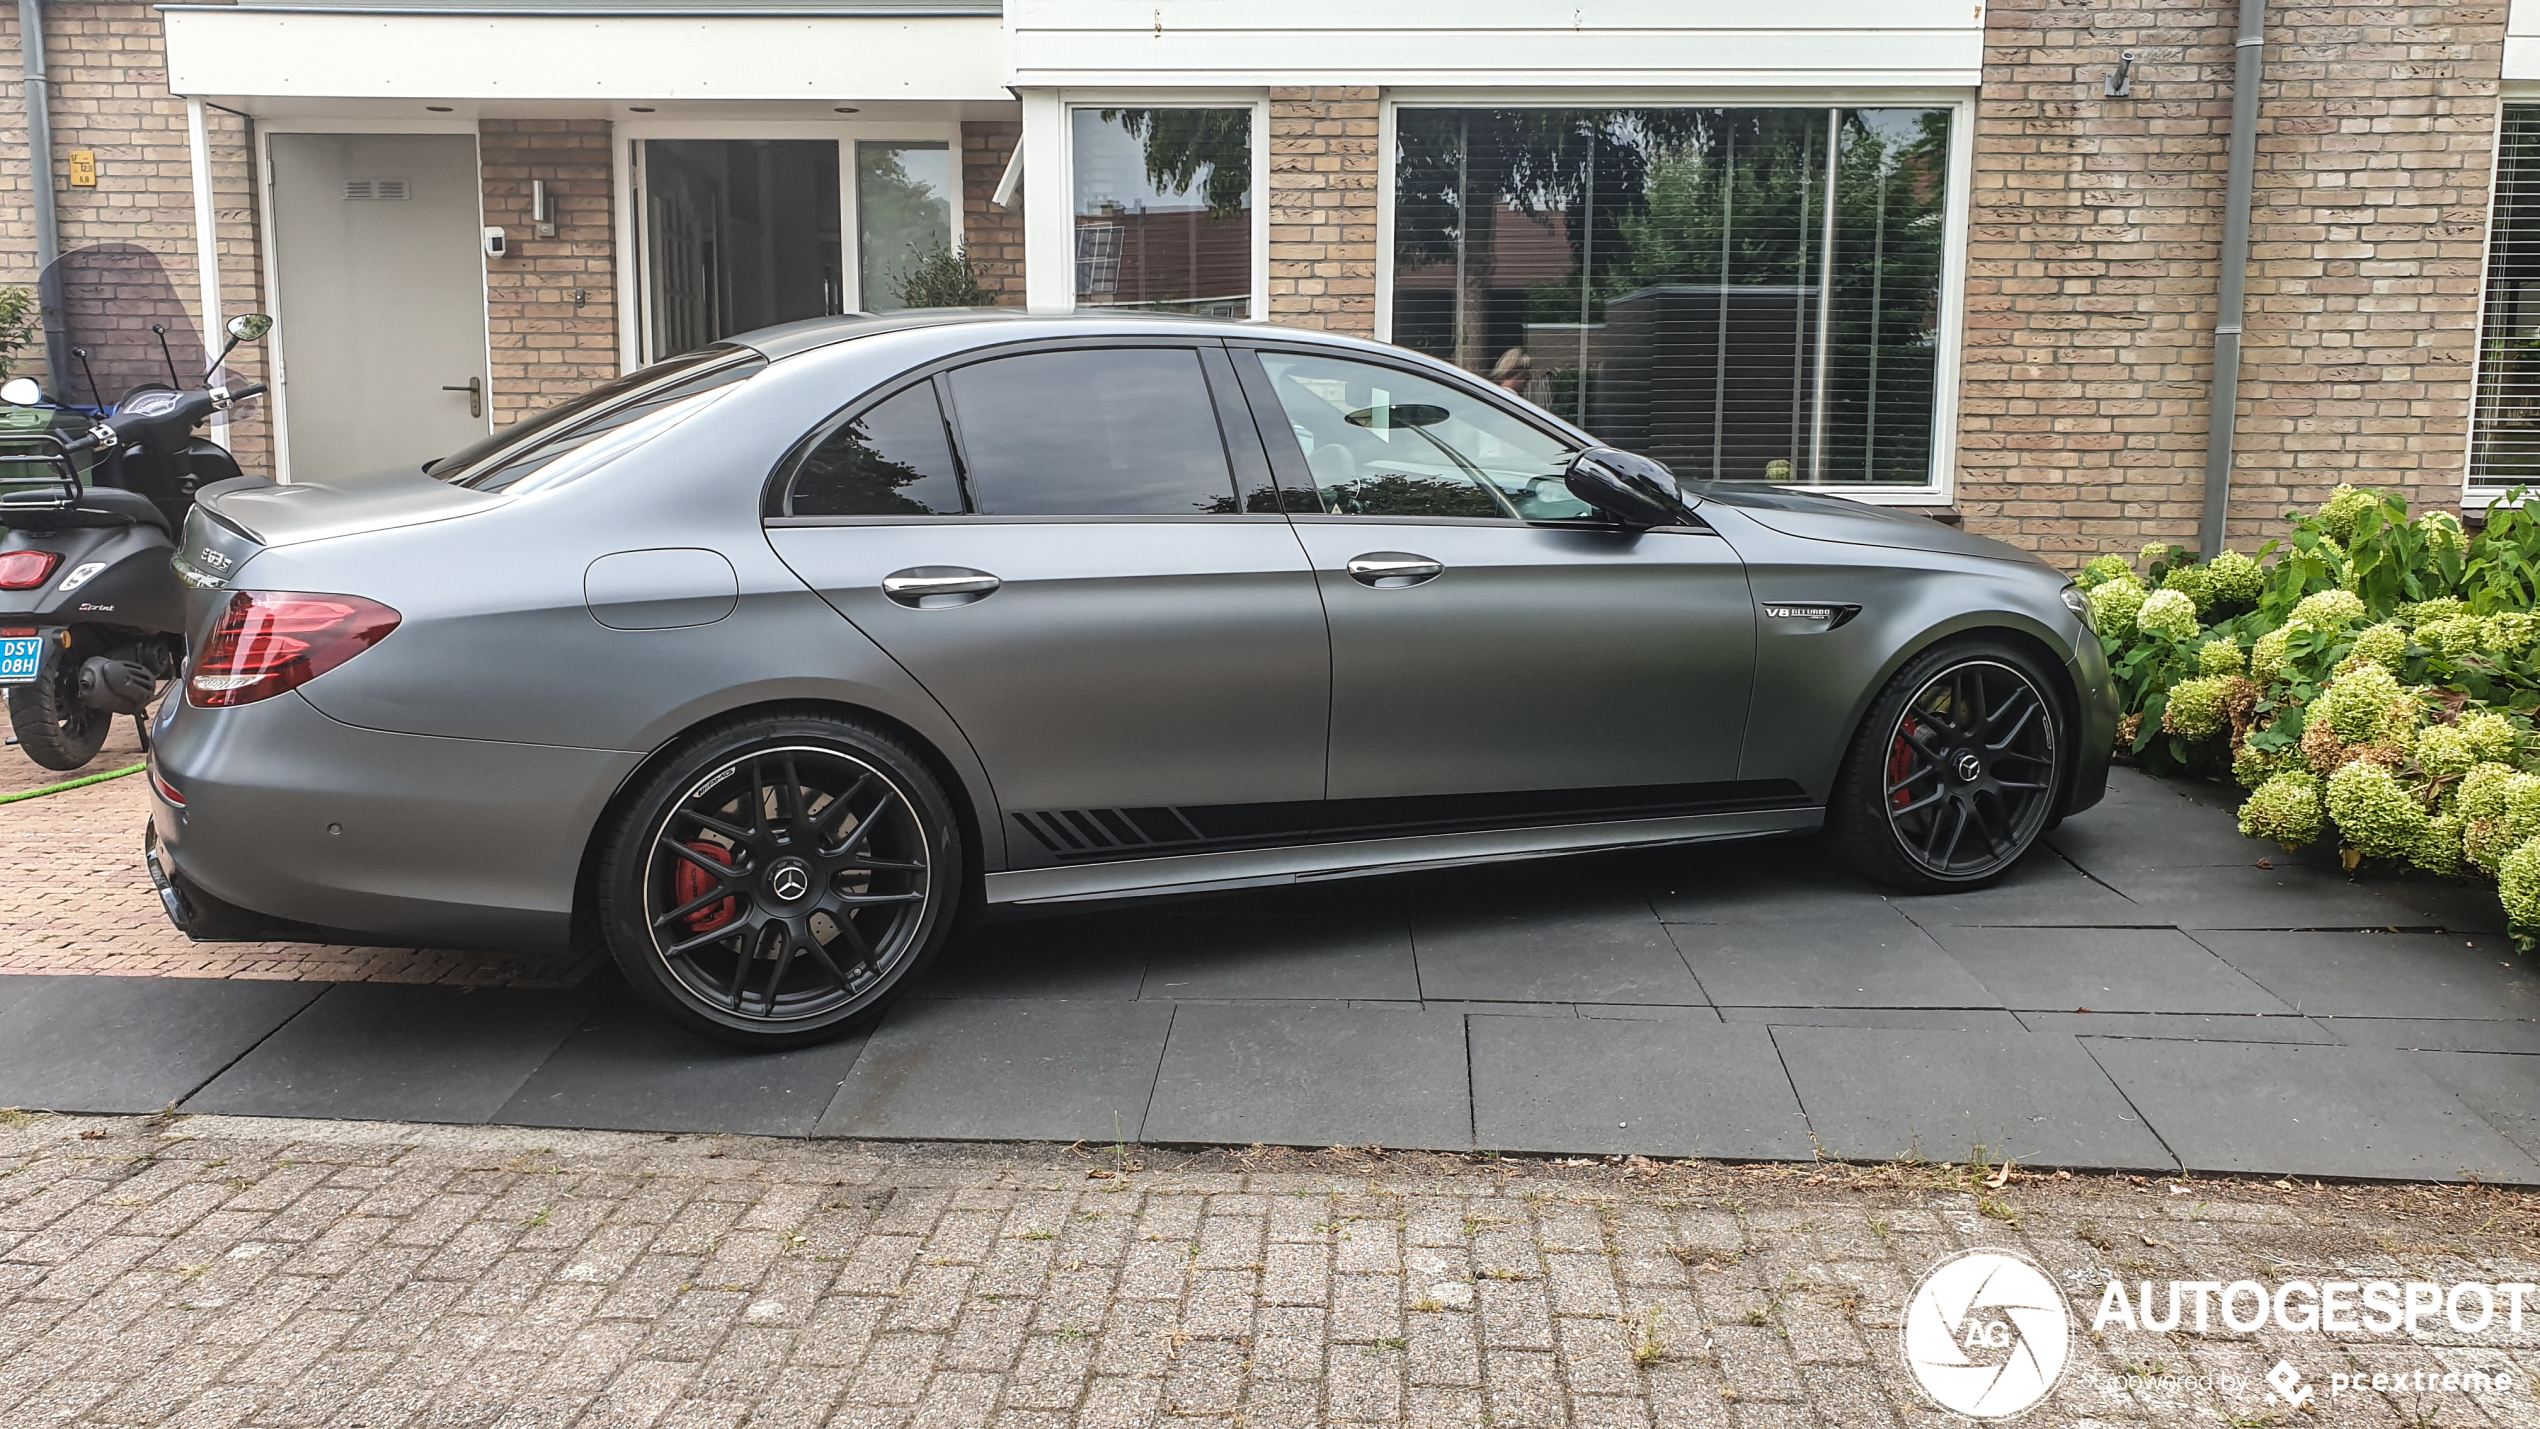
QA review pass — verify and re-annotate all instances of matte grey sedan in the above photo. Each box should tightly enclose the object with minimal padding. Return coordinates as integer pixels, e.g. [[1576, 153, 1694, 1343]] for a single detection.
[[146, 312, 2116, 1046]]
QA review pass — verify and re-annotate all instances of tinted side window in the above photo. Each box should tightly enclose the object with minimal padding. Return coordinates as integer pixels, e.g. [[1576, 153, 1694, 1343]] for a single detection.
[[947, 348, 1239, 516], [1252, 350, 1584, 520], [788, 383, 965, 516]]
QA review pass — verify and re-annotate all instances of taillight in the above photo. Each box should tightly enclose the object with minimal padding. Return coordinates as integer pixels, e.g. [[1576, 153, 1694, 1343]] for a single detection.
[[188, 590, 401, 707], [0, 550, 60, 590]]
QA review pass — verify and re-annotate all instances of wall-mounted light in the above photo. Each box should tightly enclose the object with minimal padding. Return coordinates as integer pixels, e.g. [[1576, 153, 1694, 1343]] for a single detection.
[[532, 179, 555, 238], [2104, 51, 2137, 98]]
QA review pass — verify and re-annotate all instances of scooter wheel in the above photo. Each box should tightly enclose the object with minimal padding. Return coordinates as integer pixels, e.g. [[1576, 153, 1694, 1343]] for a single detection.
[[7, 662, 112, 771]]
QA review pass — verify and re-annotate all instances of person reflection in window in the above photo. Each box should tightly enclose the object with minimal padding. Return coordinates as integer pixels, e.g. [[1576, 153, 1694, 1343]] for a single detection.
[[1490, 347, 1533, 398]]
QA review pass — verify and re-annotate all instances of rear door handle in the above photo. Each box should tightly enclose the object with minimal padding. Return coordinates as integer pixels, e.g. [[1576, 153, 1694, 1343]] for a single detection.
[[882, 567, 1001, 608], [1345, 552, 1445, 589], [440, 376, 482, 418]]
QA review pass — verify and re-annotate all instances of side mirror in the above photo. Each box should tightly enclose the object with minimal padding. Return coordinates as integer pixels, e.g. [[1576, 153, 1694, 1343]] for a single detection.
[[1561, 447, 1689, 528], [0, 377, 42, 406], [226, 313, 273, 343]]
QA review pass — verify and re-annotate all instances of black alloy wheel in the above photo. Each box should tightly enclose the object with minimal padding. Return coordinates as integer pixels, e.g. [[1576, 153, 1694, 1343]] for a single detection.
[[6, 654, 111, 771], [599, 714, 963, 1046], [1829, 642, 2066, 891]]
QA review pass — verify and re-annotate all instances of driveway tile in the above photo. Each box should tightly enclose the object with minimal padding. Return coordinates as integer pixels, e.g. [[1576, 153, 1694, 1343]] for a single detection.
[[1717, 1007, 2026, 1033], [2096, 865, 2502, 932], [1668, 911, 2000, 1009], [911, 917, 1151, 1000], [2015, 1012, 2335, 1044], [0, 976, 323, 1114], [2325, 1019, 2540, 1053], [1468, 1016, 1813, 1160], [1410, 893, 1703, 1005], [2047, 792, 2272, 869], [2190, 931, 2540, 1020], [188, 984, 595, 1123], [1137, 913, 1419, 1002], [817, 998, 1172, 1142], [1883, 852, 2168, 928], [494, 987, 869, 1137], [2082, 1039, 2540, 1183], [1141, 1004, 1471, 1151], [2406, 1052, 2540, 1162], [1923, 927, 2292, 1014], [1772, 1025, 2173, 1170], [1646, 851, 1875, 924]]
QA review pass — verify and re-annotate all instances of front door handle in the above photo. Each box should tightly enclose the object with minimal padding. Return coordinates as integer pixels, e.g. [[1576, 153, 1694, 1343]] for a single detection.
[[440, 376, 482, 418], [1346, 552, 1445, 589], [882, 566, 1001, 608]]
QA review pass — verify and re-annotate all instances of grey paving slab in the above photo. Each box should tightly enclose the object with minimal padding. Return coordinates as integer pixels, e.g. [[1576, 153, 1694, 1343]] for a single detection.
[[1717, 1007, 2027, 1033], [1883, 851, 2170, 928], [2324, 1019, 2540, 1053], [1136, 912, 1419, 1002], [1468, 1015, 1814, 1159], [1667, 910, 2001, 1009], [1646, 850, 1878, 924], [2190, 931, 2540, 1021], [908, 917, 1150, 1000], [1772, 1024, 2175, 1170], [2082, 1038, 2540, 1183], [2093, 864, 2500, 932], [1923, 926, 2293, 1014], [1140, 1003, 1472, 1151], [1409, 892, 1704, 1005], [0, 976, 323, 1114], [494, 988, 869, 1137], [815, 997, 1172, 1142], [2047, 788, 2273, 869], [187, 984, 595, 1124], [2015, 1012, 2336, 1044], [2406, 1051, 2540, 1162]]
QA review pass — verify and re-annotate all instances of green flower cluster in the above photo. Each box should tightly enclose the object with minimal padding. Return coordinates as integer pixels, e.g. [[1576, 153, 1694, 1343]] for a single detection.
[[2137, 588, 2202, 643], [2314, 663, 2414, 746], [2197, 639, 2244, 678], [2239, 771, 2322, 847], [2324, 762, 2429, 859], [2087, 577, 2147, 635], [2161, 675, 2237, 739], [2319, 484, 2378, 542]]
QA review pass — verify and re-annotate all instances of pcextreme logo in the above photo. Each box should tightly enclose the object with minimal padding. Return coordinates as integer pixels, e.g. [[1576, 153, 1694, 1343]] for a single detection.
[[1902, 1249, 2072, 1419]]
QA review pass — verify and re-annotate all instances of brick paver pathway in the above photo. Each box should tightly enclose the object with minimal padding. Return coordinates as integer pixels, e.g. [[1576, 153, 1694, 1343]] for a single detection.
[[6, 1116, 2540, 1428], [1, 731, 596, 986]]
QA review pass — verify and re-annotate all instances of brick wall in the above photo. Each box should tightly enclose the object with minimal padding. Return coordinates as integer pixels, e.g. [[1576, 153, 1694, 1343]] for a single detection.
[[478, 119, 617, 425], [1265, 87, 1378, 335], [1961, 0, 2506, 566], [0, 1, 270, 470], [960, 120, 1024, 306]]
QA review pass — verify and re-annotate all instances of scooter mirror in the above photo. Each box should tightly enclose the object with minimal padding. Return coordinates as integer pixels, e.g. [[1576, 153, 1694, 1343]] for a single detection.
[[0, 377, 42, 406], [225, 314, 273, 343]]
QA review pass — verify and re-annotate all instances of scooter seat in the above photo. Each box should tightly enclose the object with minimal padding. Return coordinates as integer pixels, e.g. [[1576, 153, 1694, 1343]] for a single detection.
[[60, 485, 171, 536]]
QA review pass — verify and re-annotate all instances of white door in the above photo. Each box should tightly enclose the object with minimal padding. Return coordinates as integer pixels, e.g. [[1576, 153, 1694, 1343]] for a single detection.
[[269, 133, 490, 479]]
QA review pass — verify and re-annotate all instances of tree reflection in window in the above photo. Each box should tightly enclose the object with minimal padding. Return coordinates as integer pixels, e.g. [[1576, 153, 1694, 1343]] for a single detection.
[[788, 383, 966, 516]]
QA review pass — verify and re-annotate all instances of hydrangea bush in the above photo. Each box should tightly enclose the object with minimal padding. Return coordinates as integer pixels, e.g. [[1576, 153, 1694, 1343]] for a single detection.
[[2087, 485, 2540, 932]]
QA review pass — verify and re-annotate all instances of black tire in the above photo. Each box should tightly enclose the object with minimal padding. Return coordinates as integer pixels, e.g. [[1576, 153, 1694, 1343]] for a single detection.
[[7, 659, 111, 772], [1827, 638, 2069, 893], [596, 711, 965, 1048]]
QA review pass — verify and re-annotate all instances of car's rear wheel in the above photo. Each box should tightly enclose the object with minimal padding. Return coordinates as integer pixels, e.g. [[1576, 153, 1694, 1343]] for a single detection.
[[7, 658, 111, 772], [1828, 639, 2067, 892], [596, 712, 963, 1047]]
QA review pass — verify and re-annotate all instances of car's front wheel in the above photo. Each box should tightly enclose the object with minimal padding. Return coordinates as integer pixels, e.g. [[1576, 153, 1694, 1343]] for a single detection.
[[1827, 639, 2068, 892], [596, 711, 964, 1047]]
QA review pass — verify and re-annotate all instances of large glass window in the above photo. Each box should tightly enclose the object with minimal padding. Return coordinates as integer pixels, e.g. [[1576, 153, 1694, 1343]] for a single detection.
[[947, 348, 1240, 515], [1392, 107, 1954, 487], [1071, 108, 1253, 317], [856, 141, 954, 314], [642, 139, 842, 356], [2474, 105, 2540, 490]]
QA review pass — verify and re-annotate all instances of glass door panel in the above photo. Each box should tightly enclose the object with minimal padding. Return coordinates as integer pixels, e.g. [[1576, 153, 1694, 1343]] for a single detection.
[[641, 138, 842, 358], [855, 141, 954, 313]]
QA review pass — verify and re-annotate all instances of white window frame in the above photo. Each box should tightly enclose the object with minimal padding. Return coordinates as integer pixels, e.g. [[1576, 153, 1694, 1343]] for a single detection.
[[1025, 91, 1272, 321], [2467, 86, 2540, 511], [1374, 89, 1975, 505], [611, 115, 965, 369], [252, 115, 490, 485]]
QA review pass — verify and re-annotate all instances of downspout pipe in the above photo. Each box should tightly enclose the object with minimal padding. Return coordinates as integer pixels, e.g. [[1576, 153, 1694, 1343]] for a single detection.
[[16, 0, 61, 388], [2198, 0, 2266, 558]]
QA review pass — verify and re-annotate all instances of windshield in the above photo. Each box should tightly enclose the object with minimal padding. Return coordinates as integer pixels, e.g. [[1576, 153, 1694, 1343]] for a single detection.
[[44, 243, 213, 410], [429, 346, 765, 492]]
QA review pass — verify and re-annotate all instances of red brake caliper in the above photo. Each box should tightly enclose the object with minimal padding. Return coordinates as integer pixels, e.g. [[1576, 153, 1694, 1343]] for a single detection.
[[674, 843, 739, 933], [1887, 716, 1919, 811]]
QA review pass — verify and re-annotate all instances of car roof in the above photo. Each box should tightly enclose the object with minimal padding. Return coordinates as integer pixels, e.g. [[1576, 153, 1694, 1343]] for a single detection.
[[726, 307, 1401, 363]]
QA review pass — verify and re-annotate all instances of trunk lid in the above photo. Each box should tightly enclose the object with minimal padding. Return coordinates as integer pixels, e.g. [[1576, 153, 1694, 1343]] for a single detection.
[[194, 466, 504, 549]]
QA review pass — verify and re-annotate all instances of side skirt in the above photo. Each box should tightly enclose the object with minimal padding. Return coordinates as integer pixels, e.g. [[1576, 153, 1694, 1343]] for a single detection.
[[981, 807, 1825, 906]]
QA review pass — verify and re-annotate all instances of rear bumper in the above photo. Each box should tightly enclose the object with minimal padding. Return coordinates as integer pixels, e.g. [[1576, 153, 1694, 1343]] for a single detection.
[[148, 689, 642, 954]]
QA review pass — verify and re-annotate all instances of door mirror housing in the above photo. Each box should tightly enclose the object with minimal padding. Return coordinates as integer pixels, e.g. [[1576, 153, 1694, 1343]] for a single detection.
[[0, 377, 43, 406], [1562, 447, 1690, 528], [226, 314, 273, 343]]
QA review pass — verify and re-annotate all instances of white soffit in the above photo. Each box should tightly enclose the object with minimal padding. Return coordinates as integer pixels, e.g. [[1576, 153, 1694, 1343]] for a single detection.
[[160, 8, 1009, 101], [2513, 0, 2540, 81], [1008, 0, 1985, 89]]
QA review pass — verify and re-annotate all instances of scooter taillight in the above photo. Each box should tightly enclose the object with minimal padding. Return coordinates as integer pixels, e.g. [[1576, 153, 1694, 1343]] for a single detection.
[[189, 590, 401, 708], [0, 550, 60, 590]]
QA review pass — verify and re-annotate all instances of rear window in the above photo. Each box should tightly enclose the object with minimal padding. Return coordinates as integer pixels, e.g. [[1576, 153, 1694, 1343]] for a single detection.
[[429, 346, 765, 493]]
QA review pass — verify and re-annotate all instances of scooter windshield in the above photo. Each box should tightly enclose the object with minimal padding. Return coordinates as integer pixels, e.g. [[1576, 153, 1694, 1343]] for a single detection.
[[42, 243, 212, 412]]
